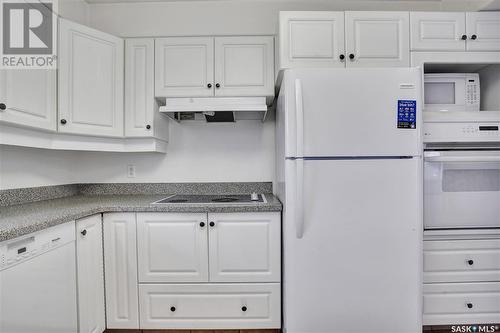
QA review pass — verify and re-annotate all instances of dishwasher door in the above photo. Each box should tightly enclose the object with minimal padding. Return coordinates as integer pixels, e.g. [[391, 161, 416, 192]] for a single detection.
[[0, 223, 78, 333]]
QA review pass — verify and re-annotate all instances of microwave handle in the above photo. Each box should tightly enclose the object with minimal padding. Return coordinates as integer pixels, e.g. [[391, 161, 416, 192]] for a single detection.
[[425, 156, 500, 162]]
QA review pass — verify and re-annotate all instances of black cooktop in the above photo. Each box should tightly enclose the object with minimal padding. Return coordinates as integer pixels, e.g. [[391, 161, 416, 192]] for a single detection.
[[153, 194, 265, 204]]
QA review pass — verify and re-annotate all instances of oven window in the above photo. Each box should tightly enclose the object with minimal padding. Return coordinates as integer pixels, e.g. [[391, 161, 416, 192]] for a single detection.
[[443, 169, 500, 192], [425, 82, 455, 105]]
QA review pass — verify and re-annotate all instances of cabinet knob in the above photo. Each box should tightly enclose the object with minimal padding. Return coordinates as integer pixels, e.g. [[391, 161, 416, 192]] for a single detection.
[[339, 54, 345, 60], [349, 54, 355, 60], [215, 83, 221, 88], [471, 34, 477, 40], [209, 221, 215, 227], [199, 222, 205, 228], [461, 34, 467, 40], [241, 306, 247, 312], [146, 124, 151, 130], [170, 306, 176, 312], [207, 83, 212, 89], [60, 119, 67, 125], [467, 303, 473, 309], [81, 229, 87, 236], [467, 259, 474, 266], [0, 103, 6, 111]]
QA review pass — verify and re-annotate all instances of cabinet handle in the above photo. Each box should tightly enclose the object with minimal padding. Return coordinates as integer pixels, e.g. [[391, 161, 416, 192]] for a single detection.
[[209, 221, 215, 227], [81, 229, 87, 236], [60, 119, 67, 125], [146, 124, 151, 130], [199, 222, 205, 228], [0, 103, 6, 111], [349, 54, 355, 60], [467, 259, 474, 266], [215, 83, 221, 88], [339, 54, 345, 61], [170, 306, 176, 312], [241, 306, 247, 312], [207, 83, 212, 88], [466, 303, 473, 309], [471, 34, 477, 40], [461, 34, 467, 40]]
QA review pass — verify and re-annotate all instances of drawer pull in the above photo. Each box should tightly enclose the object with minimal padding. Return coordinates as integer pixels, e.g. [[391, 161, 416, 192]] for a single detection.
[[241, 306, 247, 312], [170, 306, 176, 312], [466, 303, 473, 309], [467, 259, 474, 266]]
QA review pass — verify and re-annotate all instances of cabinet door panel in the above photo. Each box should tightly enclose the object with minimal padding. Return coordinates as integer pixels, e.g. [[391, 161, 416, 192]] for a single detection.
[[208, 212, 281, 282], [214, 36, 274, 97], [59, 19, 124, 137], [279, 11, 345, 69], [345, 11, 409, 67], [410, 12, 466, 51], [466, 12, 500, 51], [137, 213, 208, 282], [76, 215, 105, 333], [155, 37, 214, 97], [0, 69, 56, 131], [103, 213, 139, 329]]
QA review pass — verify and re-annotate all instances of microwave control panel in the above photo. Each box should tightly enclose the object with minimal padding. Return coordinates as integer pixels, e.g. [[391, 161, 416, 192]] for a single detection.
[[424, 122, 500, 142], [466, 78, 479, 106]]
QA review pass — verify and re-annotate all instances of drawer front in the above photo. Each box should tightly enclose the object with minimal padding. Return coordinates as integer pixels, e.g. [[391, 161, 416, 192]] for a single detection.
[[424, 239, 500, 283], [139, 283, 281, 329], [423, 282, 500, 325]]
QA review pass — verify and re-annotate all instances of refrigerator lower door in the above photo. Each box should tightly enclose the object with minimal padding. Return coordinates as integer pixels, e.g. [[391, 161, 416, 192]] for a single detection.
[[283, 158, 422, 333]]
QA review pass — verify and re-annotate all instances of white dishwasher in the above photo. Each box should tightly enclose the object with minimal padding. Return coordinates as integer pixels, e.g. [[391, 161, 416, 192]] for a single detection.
[[0, 222, 78, 333]]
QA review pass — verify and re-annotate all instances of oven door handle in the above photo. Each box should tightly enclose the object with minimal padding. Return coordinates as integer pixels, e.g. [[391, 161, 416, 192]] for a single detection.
[[425, 155, 500, 162]]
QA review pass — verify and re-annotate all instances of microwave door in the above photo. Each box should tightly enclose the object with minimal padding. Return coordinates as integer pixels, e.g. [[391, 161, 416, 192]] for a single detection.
[[424, 79, 466, 112]]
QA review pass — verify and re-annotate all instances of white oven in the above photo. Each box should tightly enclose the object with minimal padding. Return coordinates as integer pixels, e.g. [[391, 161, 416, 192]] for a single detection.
[[424, 73, 480, 112]]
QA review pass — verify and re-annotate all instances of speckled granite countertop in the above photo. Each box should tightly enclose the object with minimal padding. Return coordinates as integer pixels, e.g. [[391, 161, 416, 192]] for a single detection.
[[0, 193, 282, 242]]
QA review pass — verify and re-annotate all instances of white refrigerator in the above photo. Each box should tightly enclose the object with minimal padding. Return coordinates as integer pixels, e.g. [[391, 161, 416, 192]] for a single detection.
[[275, 68, 423, 333]]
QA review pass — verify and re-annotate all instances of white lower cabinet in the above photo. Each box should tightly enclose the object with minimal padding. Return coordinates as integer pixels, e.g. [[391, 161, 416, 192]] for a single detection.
[[139, 283, 281, 329], [76, 215, 105, 333], [103, 213, 139, 329]]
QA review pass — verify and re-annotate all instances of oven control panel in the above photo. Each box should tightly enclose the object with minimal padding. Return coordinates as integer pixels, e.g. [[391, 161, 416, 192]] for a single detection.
[[424, 122, 500, 142]]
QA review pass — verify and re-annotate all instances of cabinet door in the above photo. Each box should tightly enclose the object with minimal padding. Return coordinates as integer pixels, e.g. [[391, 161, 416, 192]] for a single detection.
[[466, 12, 500, 51], [279, 11, 345, 69], [103, 213, 139, 329], [0, 69, 56, 131], [155, 37, 214, 97], [410, 12, 466, 51], [345, 11, 410, 67], [137, 213, 208, 282], [125, 39, 155, 137], [208, 212, 281, 282], [214, 36, 274, 97], [59, 19, 124, 137], [76, 215, 105, 333]]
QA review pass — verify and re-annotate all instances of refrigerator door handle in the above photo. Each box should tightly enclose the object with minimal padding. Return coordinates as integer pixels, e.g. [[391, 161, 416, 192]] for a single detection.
[[296, 158, 305, 239], [295, 79, 304, 158]]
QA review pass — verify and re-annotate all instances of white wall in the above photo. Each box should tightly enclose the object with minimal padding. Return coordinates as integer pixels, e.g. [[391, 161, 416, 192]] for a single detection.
[[58, 0, 90, 25]]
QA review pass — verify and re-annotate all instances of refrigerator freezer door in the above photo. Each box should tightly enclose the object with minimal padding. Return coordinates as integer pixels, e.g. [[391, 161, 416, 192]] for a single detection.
[[282, 68, 422, 158], [282, 157, 422, 333]]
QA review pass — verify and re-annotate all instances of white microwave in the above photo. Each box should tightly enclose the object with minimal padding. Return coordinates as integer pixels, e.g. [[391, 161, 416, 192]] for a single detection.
[[424, 73, 480, 112]]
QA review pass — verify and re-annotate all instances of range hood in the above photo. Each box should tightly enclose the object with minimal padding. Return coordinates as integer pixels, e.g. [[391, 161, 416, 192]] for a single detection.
[[159, 97, 269, 122]]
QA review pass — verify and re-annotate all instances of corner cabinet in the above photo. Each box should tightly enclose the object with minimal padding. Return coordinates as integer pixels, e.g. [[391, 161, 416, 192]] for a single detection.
[[76, 215, 105, 333], [155, 36, 274, 98], [58, 19, 124, 137]]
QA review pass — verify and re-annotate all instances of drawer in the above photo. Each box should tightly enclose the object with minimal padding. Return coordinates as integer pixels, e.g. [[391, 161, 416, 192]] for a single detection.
[[423, 282, 500, 325], [139, 283, 280, 329], [424, 239, 500, 283]]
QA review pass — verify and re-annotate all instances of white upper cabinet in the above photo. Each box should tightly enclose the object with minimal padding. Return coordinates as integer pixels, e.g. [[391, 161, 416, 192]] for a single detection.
[[214, 36, 274, 97], [466, 12, 500, 51], [137, 213, 209, 283], [410, 12, 466, 51], [59, 19, 124, 137], [76, 215, 105, 333], [279, 11, 346, 69], [207, 212, 281, 283], [345, 11, 410, 67], [0, 70, 56, 131], [155, 37, 214, 98]]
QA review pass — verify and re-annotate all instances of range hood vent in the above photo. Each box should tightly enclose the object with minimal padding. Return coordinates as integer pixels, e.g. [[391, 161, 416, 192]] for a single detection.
[[159, 97, 269, 122]]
